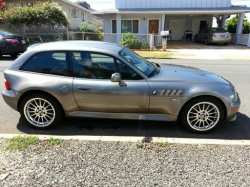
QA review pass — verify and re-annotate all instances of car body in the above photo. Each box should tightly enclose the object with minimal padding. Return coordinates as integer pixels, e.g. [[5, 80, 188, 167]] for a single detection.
[[2, 41, 240, 133], [194, 27, 232, 45], [0, 30, 29, 58]]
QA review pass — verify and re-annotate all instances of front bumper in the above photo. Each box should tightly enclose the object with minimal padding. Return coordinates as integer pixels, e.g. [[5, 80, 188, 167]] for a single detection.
[[2, 89, 21, 111], [225, 94, 241, 122]]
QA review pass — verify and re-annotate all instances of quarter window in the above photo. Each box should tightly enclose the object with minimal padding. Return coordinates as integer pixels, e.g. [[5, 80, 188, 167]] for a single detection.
[[21, 52, 72, 77]]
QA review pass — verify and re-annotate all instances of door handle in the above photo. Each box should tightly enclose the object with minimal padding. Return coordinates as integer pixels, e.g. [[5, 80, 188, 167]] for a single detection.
[[77, 86, 90, 91]]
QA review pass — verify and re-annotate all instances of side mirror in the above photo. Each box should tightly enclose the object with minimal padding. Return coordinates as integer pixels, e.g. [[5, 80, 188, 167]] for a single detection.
[[111, 73, 127, 86]]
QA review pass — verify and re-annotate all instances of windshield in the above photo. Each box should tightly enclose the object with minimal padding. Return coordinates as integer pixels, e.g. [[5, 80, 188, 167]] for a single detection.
[[119, 48, 155, 76], [0, 30, 15, 37], [211, 28, 227, 33]]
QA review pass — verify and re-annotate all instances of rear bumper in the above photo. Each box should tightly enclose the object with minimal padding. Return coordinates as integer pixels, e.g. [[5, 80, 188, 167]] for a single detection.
[[210, 37, 231, 44], [2, 44, 28, 55], [2, 89, 21, 111]]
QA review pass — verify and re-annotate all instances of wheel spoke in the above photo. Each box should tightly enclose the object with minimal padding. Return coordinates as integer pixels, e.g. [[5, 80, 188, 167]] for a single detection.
[[187, 102, 220, 131], [24, 98, 55, 127]]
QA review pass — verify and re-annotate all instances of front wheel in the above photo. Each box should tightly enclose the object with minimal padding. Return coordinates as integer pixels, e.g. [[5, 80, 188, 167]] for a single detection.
[[180, 97, 225, 133], [20, 93, 63, 129]]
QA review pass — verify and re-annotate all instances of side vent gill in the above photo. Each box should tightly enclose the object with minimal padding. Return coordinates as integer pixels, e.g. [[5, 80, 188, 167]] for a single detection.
[[160, 89, 184, 96]]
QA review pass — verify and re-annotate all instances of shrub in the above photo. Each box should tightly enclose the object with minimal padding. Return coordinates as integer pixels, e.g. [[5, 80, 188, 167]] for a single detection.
[[140, 39, 150, 49], [226, 15, 250, 34], [120, 33, 150, 49], [120, 33, 141, 49]]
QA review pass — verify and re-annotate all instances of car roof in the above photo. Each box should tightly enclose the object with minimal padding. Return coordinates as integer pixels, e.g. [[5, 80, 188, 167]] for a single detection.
[[27, 41, 124, 53]]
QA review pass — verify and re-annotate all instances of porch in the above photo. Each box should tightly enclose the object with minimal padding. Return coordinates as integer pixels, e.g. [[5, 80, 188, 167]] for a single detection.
[[101, 7, 250, 47]]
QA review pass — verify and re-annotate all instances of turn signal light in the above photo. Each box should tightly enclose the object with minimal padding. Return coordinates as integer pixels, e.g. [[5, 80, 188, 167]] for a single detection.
[[231, 107, 239, 111], [4, 79, 11, 90]]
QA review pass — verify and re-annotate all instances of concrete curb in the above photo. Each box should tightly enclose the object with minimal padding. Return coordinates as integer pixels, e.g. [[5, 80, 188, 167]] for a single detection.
[[1, 134, 250, 145]]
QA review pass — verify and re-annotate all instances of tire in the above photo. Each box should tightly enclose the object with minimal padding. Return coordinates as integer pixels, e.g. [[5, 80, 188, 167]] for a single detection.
[[205, 38, 209, 45], [180, 97, 225, 133], [11, 53, 19, 58], [194, 36, 198, 43], [223, 43, 229, 45], [19, 93, 63, 129]]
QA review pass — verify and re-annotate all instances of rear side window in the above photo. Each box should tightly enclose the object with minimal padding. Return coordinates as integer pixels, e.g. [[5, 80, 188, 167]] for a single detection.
[[21, 52, 72, 77]]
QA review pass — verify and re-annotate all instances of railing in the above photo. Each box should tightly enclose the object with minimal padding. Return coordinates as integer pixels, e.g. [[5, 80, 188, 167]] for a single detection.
[[237, 34, 249, 46], [154, 35, 163, 47]]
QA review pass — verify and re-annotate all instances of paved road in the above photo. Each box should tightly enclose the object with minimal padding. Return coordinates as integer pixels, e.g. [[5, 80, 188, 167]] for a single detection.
[[0, 57, 250, 140]]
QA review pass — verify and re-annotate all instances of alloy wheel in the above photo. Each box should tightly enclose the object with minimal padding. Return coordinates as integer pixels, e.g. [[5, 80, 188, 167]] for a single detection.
[[187, 102, 220, 131], [24, 98, 56, 127]]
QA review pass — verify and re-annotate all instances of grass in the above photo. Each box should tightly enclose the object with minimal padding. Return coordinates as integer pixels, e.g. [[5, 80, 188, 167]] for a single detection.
[[47, 138, 63, 146], [135, 140, 142, 148], [134, 51, 173, 58], [160, 142, 169, 147], [5, 136, 39, 151]]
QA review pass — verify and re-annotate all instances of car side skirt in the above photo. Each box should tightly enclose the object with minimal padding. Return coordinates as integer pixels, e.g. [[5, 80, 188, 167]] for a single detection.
[[66, 111, 178, 121]]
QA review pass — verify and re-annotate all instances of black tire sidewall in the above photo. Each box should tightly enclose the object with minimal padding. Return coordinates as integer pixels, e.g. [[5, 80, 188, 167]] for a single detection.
[[181, 97, 225, 133], [19, 93, 63, 129], [205, 38, 208, 45]]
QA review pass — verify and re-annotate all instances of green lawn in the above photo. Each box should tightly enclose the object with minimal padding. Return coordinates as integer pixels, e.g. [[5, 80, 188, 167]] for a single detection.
[[134, 51, 173, 58]]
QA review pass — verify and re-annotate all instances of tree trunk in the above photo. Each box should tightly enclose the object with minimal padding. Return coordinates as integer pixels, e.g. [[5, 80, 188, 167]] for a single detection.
[[37, 34, 44, 43]]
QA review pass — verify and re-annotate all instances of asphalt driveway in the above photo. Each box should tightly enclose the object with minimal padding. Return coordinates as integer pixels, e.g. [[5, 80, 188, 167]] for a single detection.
[[0, 57, 250, 140]]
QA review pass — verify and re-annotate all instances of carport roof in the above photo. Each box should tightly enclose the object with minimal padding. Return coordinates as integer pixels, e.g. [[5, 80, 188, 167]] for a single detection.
[[93, 6, 250, 15]]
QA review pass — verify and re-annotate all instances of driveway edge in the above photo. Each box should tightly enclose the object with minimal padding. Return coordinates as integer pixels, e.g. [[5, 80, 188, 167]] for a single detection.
[[1, 134, 250, 145]]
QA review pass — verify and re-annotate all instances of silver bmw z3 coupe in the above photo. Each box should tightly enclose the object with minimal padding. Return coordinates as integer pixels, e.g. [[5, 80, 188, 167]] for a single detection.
[[2, 41, 240, 133]]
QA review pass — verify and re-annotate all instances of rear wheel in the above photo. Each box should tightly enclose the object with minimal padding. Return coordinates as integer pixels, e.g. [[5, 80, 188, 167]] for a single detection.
[[194, 36, 198, 43], [11, 53, 19, 58], [180, 97, 225, 133], [205, 38, 209, 45], [20, 93, 63, 129]]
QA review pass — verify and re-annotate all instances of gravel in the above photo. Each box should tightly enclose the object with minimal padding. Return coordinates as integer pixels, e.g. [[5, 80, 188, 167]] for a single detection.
[[1, 139, 250, 187]]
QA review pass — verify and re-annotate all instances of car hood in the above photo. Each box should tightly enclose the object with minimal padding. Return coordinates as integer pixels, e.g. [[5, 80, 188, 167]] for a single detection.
[[148, 64, 230, 85]]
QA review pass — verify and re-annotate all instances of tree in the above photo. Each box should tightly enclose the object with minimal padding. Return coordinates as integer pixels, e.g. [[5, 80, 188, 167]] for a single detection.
[[0, 0, 6, 11], [4, 2, 69, 42], [226, 15, 250, 34]]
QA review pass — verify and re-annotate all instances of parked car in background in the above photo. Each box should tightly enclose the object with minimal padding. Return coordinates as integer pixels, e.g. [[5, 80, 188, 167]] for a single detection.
[[194, 28, 232, 45], [2, 41, 240, 133], [0, 30, 29, 58]]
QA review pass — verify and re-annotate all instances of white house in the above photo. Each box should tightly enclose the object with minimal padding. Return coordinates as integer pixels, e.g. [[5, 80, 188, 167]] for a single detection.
[[6, 0, 90, 29], [94, 0, 250, 45]]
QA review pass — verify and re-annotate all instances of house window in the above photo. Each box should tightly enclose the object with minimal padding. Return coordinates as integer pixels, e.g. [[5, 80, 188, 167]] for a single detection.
[[112, 20, 139, 33], [72, 9, 79, 18], [81, 12, 86, 22]]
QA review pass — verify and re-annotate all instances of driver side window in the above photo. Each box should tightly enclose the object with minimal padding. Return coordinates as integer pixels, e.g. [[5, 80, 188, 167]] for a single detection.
[[116, 60, 143, 80], [72, 51, 142, 80]]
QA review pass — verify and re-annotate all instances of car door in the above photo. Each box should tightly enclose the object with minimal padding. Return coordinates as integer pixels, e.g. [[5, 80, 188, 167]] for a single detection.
[[72, 51, 150, 113]]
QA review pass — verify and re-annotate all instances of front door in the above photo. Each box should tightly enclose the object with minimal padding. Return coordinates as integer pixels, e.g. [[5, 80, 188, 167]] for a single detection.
[[148, 19, 159, 34], [72, 51, 150, 113]]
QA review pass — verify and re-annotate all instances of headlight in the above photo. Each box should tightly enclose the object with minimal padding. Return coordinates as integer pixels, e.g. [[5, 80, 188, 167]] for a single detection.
[[229, 90, 238, 103]]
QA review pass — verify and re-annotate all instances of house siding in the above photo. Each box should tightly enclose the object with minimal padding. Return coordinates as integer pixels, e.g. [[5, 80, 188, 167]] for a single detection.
[[115, 0, 231, 9], [103, 13, 213, 42]]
